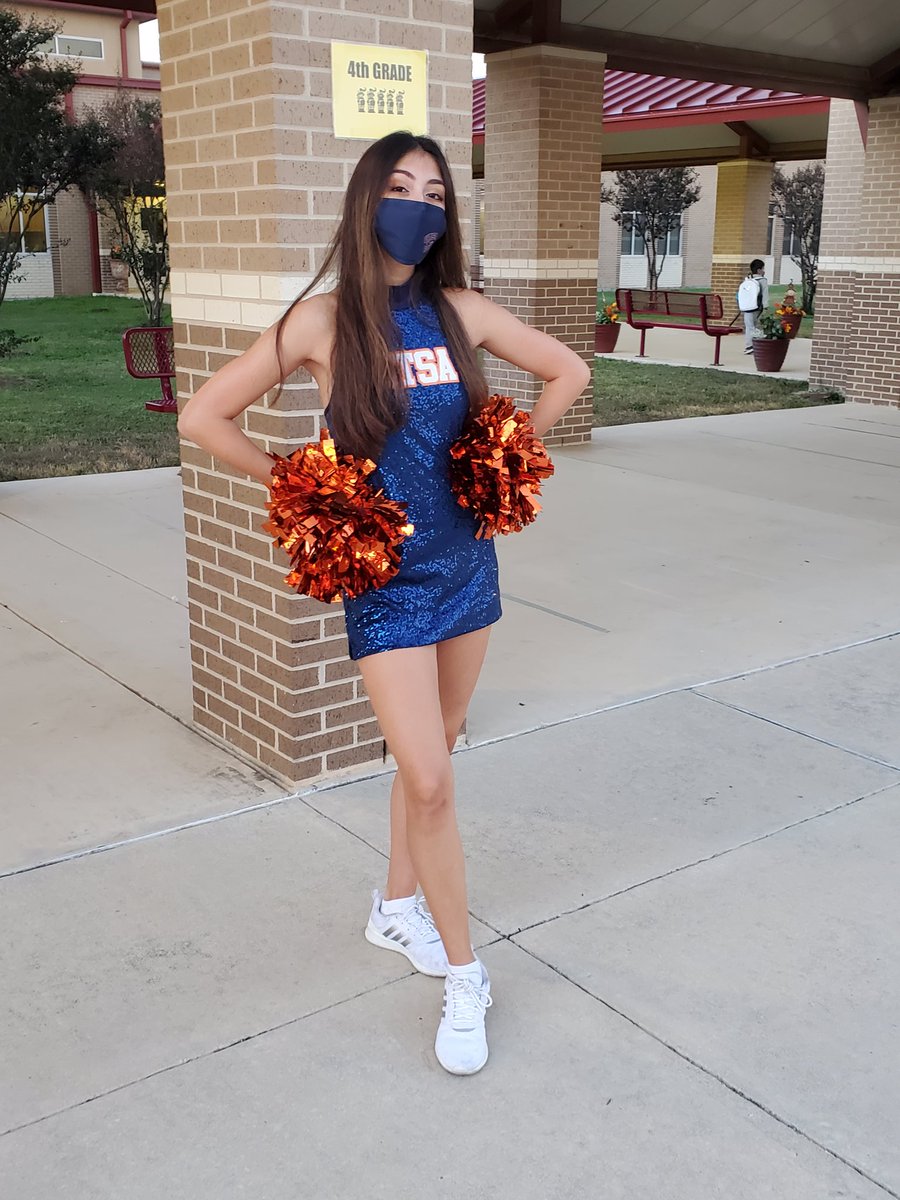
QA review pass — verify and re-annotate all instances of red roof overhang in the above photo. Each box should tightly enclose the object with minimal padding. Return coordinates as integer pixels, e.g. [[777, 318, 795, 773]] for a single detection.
[[471, 72, 828, 143]]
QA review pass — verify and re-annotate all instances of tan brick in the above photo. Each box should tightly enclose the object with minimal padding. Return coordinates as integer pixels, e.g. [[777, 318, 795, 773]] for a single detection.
[[164, 0, 476, 782]]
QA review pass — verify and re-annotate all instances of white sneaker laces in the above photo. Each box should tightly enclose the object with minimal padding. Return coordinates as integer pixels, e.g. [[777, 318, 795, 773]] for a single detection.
[[447, 974, 493, 1029], [407, 900, 440, 942]]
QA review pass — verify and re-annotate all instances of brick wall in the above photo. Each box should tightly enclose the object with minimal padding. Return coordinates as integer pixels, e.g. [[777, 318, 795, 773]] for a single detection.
[[482, 45, 604, 447], [157, 0, 474, 786], [854, 97, 900, 253], [811, 97, 900, 406]]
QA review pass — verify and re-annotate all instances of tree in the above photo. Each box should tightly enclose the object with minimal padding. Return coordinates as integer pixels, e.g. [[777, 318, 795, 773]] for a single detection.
[[601, 168, 701, 292], [771, 164, 824, 314], [0, 9, 111, 309], [79, 90, 169, 325]]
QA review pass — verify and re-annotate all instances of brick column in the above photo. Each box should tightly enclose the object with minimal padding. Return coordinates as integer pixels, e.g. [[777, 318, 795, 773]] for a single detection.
[[811, 97, 900, 408], [710, 158, 774, 307], [157, 0, 473, 786], [482, 45, 605, 448]]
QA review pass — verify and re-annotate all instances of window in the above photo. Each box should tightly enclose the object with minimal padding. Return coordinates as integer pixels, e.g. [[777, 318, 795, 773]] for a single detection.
[[620, 212, 682, 256], [40, 35, 104, 60], [767, 202, 777, 256], [0, 195, 48, 254], [620, 215, 643, 256]]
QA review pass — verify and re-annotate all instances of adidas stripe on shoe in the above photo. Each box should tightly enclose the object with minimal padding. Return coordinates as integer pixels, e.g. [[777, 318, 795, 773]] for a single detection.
[[435, 959, 492, 1075], [364, 889, 450, 977]]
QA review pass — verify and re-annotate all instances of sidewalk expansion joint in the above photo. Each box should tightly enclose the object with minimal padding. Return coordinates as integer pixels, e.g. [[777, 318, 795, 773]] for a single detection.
[[511, 940, 900, 1200], [458, 627, 900, 759], [5, 626, 898, 880], [499, 591, 610, 633], [0, 972, 413, 1140], [0, 597, 286, 807], [0, 510, 190, 609], [697, 429, 900, 472], [692, 690, 900, 773], [508, 777, 900, 938]]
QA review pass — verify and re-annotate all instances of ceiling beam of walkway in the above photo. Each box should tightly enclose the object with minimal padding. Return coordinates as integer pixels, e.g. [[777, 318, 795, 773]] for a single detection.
[[474, 16, 876, 101], [725, 122, 771, 160]]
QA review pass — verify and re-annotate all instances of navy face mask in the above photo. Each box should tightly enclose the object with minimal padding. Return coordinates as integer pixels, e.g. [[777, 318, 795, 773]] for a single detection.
[[374, 197, 447, 265]]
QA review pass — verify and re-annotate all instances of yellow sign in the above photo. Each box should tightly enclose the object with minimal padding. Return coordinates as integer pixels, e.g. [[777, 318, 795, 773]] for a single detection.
[[331, 42, 428, 140]]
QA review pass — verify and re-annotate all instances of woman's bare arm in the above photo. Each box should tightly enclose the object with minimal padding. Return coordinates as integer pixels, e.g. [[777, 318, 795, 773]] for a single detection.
[[176, 295, 331, 485], [458, 291, 592, 438]]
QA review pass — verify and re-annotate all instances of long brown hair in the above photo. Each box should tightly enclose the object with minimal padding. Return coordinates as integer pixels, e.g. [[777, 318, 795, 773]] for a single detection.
[[272, 131, 487, 460]]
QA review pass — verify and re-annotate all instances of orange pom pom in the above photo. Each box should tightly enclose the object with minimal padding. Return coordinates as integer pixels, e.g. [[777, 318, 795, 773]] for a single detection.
[[448, 395, 554, 538], [262, 428, 414, 603]]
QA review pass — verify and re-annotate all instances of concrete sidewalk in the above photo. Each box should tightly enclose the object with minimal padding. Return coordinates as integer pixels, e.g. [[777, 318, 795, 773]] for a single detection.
[[598, 318, 812, 379], [2, 403, 899, 1197]]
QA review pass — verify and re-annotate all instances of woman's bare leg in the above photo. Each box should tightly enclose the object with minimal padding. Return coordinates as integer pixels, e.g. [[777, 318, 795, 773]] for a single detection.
[[383, 627, 492, 905], [359, 628, 491, 965]]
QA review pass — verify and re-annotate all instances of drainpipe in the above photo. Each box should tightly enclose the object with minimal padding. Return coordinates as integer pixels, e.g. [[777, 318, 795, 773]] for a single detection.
[[119, 9, 135, 78], [88, 205, 102, 293]]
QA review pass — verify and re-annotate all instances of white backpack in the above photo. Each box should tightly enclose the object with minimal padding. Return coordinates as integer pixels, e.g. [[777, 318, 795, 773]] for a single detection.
[[737, 276, 762, 311]]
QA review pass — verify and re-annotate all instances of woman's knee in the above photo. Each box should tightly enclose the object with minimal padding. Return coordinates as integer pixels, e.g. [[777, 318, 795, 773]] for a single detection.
[[403, 759, 453, 817]]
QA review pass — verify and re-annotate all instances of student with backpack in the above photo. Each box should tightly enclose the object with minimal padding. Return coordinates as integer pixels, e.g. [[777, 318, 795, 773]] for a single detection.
[[737, 259, 769, 354]]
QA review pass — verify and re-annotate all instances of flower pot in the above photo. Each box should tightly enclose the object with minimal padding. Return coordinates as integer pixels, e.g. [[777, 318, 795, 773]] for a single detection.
[[783, 316, 802, 340], [752, 337, 790, 372], [109, 258, 130, 293], [595, 322, 621, 353]]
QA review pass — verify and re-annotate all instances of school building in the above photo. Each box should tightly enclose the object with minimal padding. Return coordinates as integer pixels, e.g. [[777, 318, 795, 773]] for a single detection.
[[6, 0, 898, 787], [4, 3, 160, 299]]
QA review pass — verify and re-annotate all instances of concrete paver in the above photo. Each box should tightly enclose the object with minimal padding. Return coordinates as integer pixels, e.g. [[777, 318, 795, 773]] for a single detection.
[[698, 636, 900, 768], [0, 796, 497, 1130], [312, 688, 897, 934], [0, 468, 191, 720], [481, 403, 900, 740], [0, 607, 281, 873], [517, 786, 900, 1192], [1, 941, 888, 1200]]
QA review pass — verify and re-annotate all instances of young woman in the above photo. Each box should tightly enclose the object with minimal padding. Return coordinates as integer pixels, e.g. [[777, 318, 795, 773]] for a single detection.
[[177, 131, 590, 1075]]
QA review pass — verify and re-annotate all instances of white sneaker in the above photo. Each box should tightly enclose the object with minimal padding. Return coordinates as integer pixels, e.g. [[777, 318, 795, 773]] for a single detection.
[[364, 889, 449, 977], [435, 960, 492, 1075]]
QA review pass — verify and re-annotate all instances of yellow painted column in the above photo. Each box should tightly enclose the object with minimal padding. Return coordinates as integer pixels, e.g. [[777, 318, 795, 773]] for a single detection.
[[710, 158, 774, 307]]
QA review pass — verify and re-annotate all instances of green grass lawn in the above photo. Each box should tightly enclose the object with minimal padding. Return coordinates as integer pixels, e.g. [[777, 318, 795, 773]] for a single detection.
[[0, 295, 836, 480], [0, 295, 178, 481], [594, 357, 838, 426]]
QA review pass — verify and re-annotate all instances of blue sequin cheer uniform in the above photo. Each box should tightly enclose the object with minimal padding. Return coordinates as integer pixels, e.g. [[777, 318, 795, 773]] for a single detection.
[[332, 283, 502, 660]]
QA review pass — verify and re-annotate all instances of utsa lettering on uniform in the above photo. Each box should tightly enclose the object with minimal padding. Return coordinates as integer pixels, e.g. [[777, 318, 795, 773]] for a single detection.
[[397, 345, 461, 388]]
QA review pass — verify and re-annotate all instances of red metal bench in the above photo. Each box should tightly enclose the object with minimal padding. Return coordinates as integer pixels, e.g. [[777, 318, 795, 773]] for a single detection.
[[615, 288, 741, 366], [122, 326, 176, 413]]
